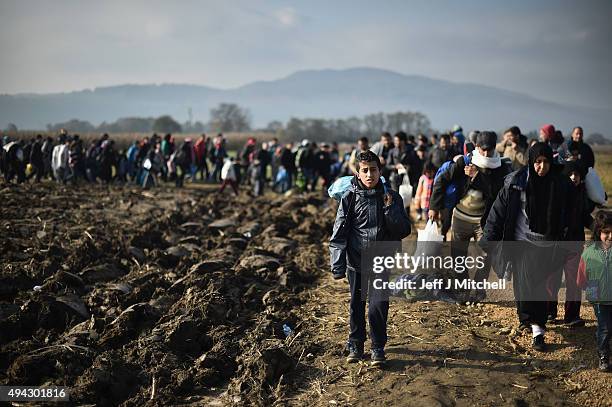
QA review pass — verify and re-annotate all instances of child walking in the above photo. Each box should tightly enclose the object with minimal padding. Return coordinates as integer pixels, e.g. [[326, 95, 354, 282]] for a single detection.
[[329, 150, 411, 365], [414, 161, 436, 221], [577, 210, 612, 372]]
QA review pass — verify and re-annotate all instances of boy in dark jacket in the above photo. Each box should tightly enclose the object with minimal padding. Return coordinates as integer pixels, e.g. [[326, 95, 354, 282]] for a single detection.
[[329, 150, 411, 365]]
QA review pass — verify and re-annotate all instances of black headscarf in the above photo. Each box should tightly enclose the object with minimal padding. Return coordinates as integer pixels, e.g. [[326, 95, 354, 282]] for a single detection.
[[526, 142, 561, 236], [562, 160, 586, 180]]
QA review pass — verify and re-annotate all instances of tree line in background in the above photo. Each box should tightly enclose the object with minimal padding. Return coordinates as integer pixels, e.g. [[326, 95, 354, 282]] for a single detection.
[[4, 102, 611, 144], [40, 103, 251, 135], [268, 111, 432, 143], [39, 103, 433, 142]]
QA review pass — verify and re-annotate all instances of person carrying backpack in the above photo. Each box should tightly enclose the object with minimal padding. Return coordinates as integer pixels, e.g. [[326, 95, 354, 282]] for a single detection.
[[2, 139, 26, 183], [429, 131, 512, 302], [174, 139, 194, 187], [330, 150, 411, 366], [208, 134, 227, 183]]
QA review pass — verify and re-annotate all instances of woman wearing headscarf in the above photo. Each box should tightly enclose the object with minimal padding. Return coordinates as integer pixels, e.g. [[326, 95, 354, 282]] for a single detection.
[[546, 161, 595, 326], [481, 142, 573, 352]]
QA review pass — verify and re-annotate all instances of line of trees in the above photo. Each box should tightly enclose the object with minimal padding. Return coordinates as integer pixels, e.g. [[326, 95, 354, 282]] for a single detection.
[[32, 102, 612, 145], [42, 105, 432, 142], [44, 103, 253, 134], [266, 111, 432, 142]]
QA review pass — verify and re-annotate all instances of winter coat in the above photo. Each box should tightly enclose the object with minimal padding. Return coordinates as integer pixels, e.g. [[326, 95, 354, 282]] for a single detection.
[[430, 155, 512, 227], [329, 176, 411, 278], [480, 167, 573, 278]]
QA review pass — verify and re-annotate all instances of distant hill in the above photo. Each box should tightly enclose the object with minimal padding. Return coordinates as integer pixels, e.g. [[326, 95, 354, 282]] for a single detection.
[[1, 67, 610, 134]]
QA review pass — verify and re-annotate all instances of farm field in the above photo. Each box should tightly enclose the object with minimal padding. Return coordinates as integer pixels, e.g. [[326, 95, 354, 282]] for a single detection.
[[0, 152, 610, 406]]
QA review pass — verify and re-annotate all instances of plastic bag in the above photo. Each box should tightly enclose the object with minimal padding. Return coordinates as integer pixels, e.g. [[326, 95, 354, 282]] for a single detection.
[[415, 220, 444, 258], [585, 167, 606, 205], [275, 166, 288, 183], [398, 175, 413, 208]]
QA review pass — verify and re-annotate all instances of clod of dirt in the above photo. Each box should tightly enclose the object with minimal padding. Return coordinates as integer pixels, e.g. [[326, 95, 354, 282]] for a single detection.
[[262, 237, 297, 256], [239, 255, 281, 271], [127, 246, 146, 263], [190, 260, 231, 274], [237, 221, 262, 237], [79, 263, 125, 284], [55, 294, 90, 319], [208, 218, 236, 229], [99, 303, 160, 347]]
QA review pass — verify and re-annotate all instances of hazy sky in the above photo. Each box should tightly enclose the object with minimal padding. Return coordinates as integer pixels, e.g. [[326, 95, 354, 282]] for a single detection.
[[1, 0, 610, 108]]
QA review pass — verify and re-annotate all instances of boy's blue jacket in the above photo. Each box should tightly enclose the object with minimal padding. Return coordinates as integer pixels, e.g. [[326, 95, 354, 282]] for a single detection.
[[329, 176, 411, 278]]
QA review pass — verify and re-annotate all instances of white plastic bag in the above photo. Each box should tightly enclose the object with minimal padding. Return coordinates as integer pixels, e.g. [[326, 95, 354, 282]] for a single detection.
[[415, 220, 444, 258], [417, 220, 444, 242], [585, 167, 606, 205], [398, 174, 413, 208]]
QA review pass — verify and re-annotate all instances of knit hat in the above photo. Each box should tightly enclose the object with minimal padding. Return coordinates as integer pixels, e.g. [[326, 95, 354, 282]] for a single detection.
[[540, 124, 555, 141]]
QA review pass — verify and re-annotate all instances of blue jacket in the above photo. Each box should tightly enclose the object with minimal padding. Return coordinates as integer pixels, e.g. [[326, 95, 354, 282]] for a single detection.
[[329, 177, 411, 277]]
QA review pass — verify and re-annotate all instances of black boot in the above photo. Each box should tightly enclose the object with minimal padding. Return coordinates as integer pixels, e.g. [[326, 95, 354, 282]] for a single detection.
[[532, 335, 546, 352], [599, 352, 610, 372], [346, 342, 364, 363]]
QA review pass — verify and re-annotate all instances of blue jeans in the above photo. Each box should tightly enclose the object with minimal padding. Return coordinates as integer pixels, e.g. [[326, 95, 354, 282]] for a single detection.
[[593, 304, 612, 355]]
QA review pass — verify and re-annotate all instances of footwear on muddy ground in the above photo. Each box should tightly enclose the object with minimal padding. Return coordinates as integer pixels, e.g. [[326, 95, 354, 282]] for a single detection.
[[532, 335, 546, 352], [346, 342, 364, 363], [371, 348, 386, 366], [565, 318, 586, 328], [599, 353, 610, 372]]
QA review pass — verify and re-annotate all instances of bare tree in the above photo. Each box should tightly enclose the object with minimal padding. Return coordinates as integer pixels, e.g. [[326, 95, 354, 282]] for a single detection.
[[208, 103, 251, 132]]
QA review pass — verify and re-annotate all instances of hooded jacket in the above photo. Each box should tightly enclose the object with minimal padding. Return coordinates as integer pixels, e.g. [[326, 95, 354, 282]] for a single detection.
[[329, 176, 411, 277]]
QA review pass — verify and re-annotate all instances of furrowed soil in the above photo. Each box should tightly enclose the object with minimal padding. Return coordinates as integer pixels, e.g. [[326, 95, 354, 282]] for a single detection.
[[0, 182, 610, 406]]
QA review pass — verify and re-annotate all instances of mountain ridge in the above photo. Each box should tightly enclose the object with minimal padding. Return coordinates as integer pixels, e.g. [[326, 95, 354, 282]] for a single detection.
[[1, 67, 609, 133]]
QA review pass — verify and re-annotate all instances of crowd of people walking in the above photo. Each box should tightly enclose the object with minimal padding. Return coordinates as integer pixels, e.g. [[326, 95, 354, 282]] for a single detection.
[[1, 123, 610, 371]]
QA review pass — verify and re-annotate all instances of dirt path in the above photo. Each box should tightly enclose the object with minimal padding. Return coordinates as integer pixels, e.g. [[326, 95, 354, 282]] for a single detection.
[[282, 218, 611, 407], [0, 182, 610, 406]]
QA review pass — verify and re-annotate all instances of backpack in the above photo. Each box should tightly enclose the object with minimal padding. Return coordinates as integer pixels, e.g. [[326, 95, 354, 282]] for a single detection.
[[328, 175, 389, 201], [174, 147, 187, 165], [433, 154, 471, 209], [328, 175, 390, 221]]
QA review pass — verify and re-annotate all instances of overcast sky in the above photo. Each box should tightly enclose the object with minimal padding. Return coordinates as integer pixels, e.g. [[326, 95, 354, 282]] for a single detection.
[[1, 0, 610, 109]]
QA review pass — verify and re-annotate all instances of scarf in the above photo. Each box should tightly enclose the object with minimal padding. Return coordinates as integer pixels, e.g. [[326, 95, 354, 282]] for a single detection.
[[471, 149, 501, 169], [526, 142, 560, 236]]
